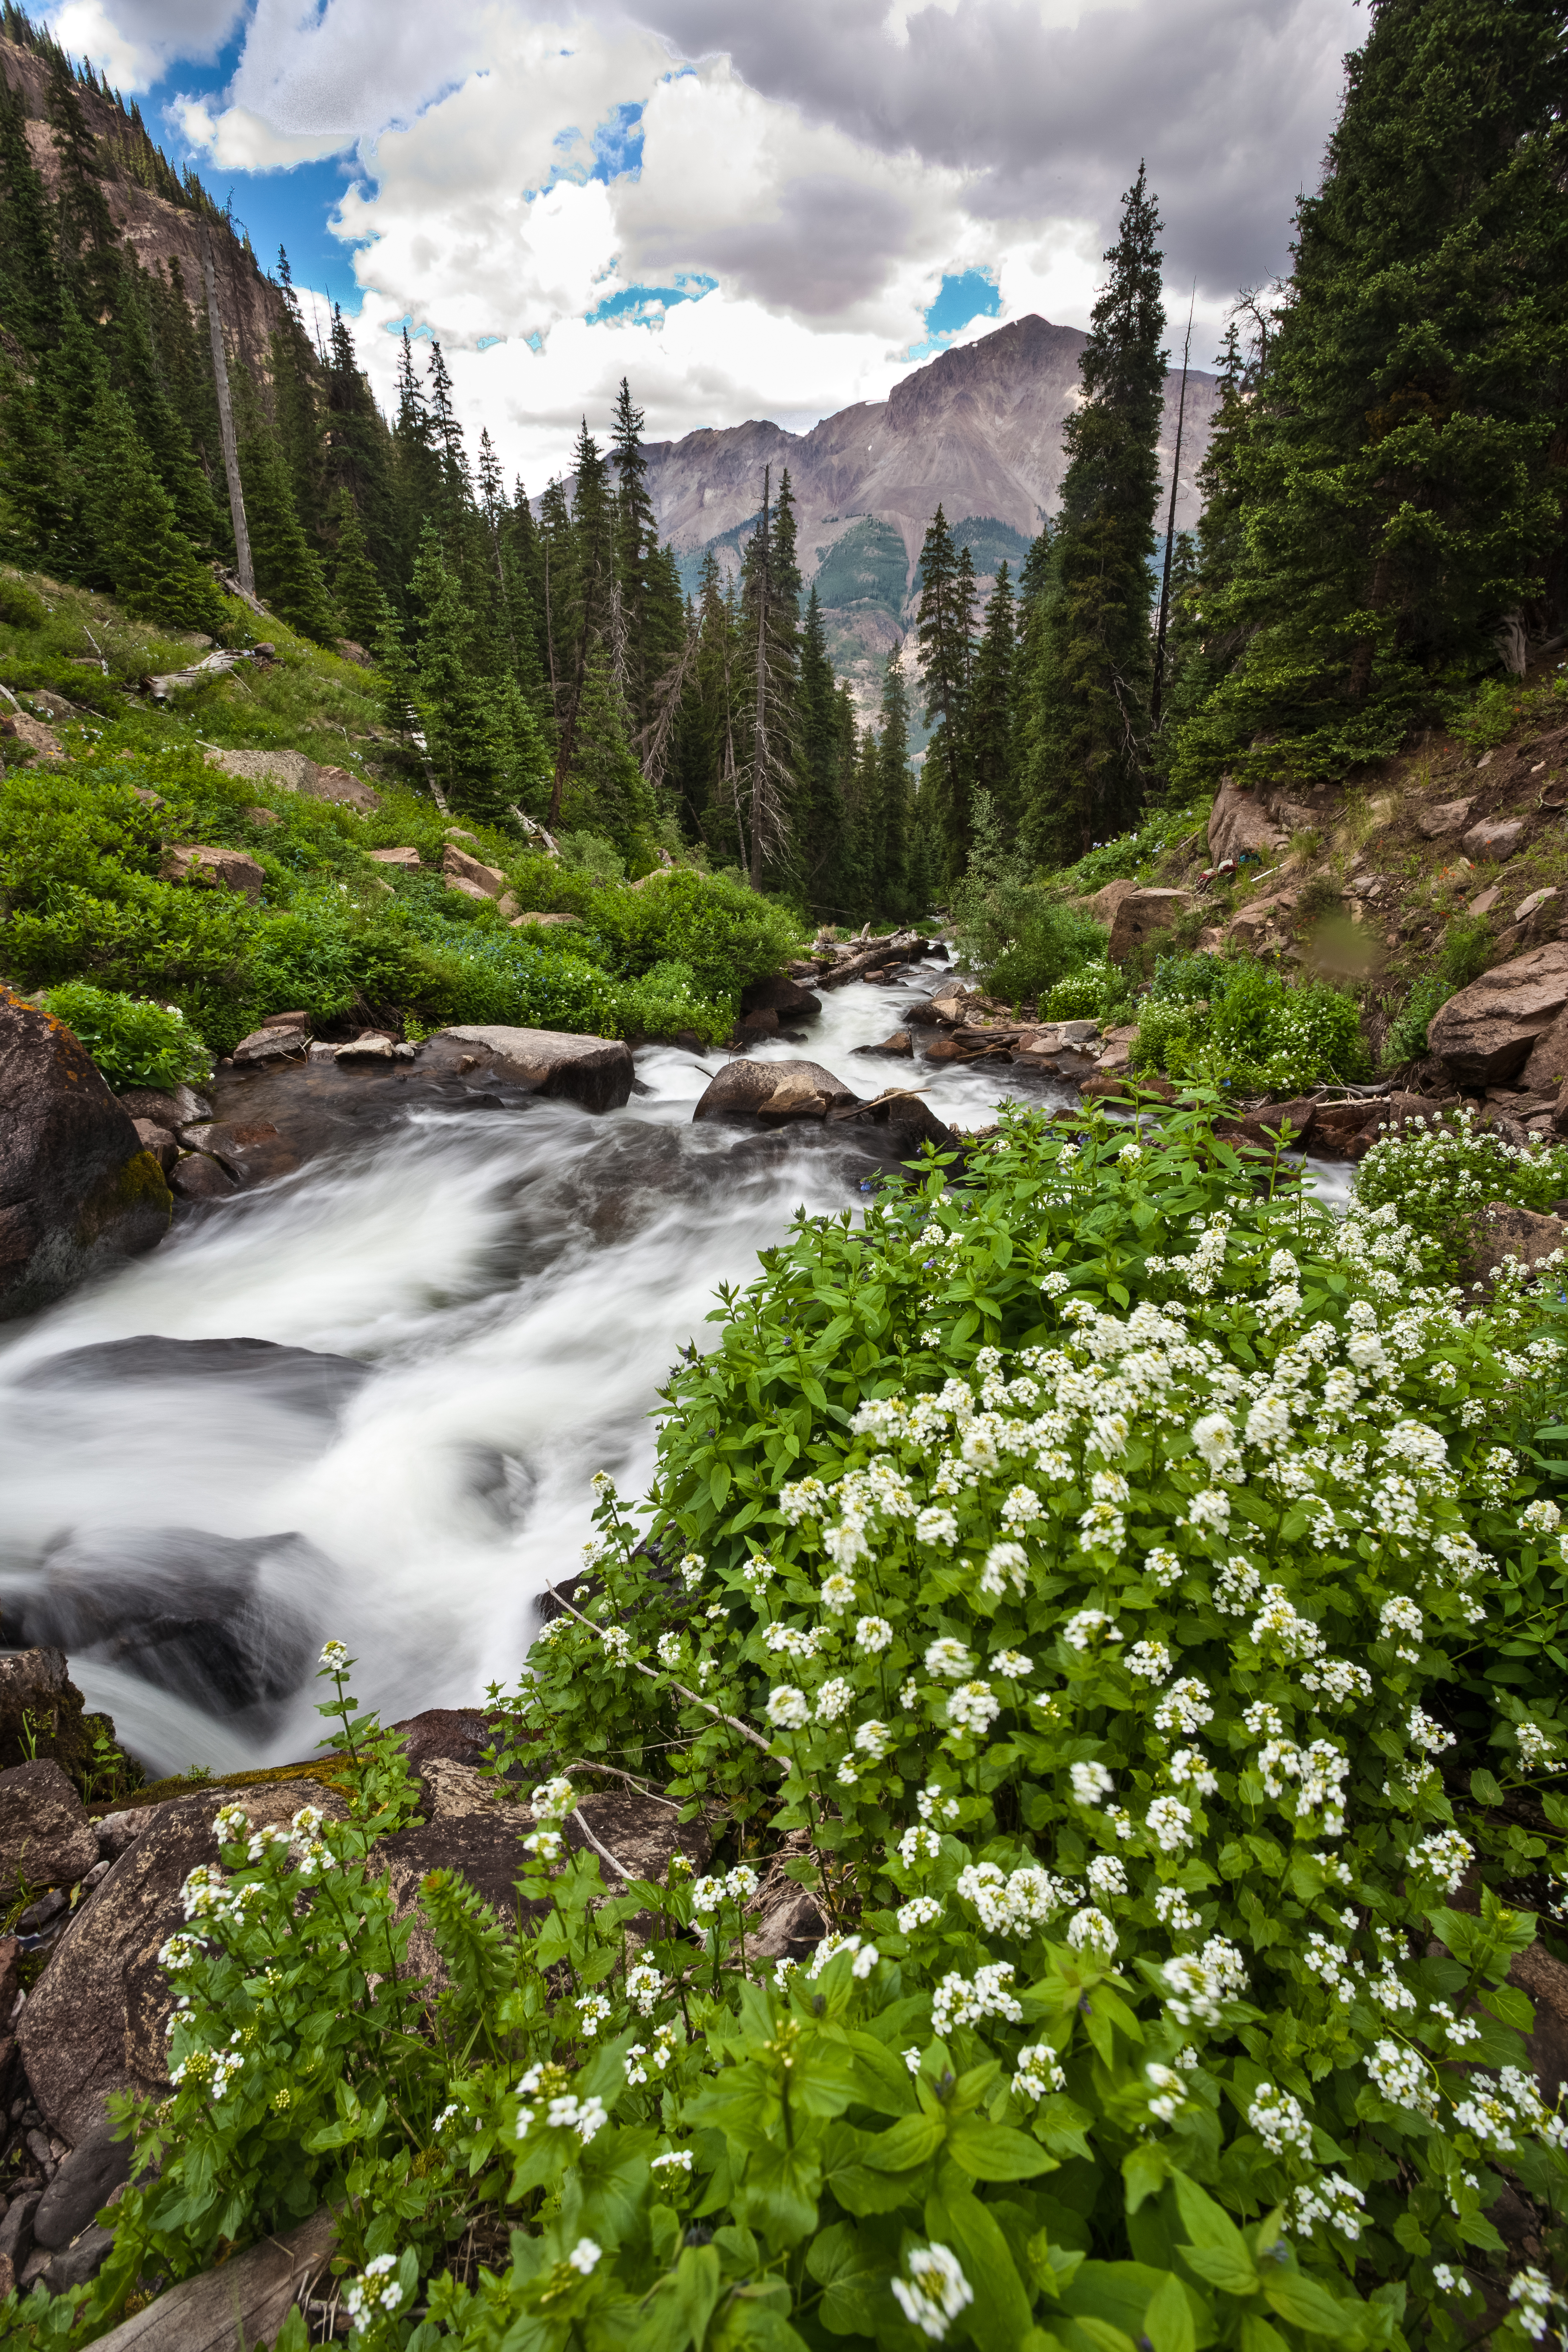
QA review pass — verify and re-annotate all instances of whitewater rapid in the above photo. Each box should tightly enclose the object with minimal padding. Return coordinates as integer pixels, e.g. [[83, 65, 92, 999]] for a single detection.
[[0, 967, 1068, 1775]]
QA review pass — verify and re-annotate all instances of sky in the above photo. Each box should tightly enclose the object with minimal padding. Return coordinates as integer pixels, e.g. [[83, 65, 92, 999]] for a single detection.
[[41, 0, 1365, 490]]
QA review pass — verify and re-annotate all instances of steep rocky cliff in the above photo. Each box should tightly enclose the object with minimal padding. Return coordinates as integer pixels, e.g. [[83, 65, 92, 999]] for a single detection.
[[0, 31, 284, 373]]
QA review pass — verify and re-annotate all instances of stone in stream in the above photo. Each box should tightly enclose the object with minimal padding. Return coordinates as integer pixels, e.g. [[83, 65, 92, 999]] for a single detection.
[[28, 1333, 370, 1417], [739, 970, 823, 1023], [853, 1031, 914, 1058], [430, 1025, 634, 1111], [0, 990, 173, 1322], [18, 1525, 324, 1717], [692, 1057, 856, 1123], [113, 1082, 212, 1131]]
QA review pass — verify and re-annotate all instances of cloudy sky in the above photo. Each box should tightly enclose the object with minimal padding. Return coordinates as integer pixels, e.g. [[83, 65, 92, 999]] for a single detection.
[[42, 0, 1364, 488]]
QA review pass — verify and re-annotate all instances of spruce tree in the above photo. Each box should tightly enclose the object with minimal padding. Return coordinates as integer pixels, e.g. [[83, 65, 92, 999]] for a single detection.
[[797, 585, 846, 916], [1158, 322, 1249, 747], [970, 561, 1019, 841], [1024, 164, 1165, 861], [46, 55, 117, 311], [610, 376, 658, 729], [739, 465, 803, 887], [269, 249, 325, 530], [78, 382, 223, 632], [548, 420, 616, 822], [390, 328, 441, 570], [113, 272, 219, 547], [1173, 0, 1568, 792], [331, 491, 387, 647], [325, 304, 401, 593], [872, 646, 912, 916], [0, 70, 55, 353], [238, 410, 339, 642], [914, 505, 973, 879]]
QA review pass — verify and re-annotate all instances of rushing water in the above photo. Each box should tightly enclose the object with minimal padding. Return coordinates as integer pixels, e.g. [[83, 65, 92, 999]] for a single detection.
[[0, 966, 1078, 1776]]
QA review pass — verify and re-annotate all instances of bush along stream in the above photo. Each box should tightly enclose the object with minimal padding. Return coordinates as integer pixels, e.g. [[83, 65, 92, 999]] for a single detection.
[[15, 1099, 1568, 2348]]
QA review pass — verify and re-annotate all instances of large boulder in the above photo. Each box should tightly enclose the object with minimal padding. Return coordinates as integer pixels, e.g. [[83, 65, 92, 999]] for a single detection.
[[1415, 797, 1474, 839], [0, 1649, 110, 1784], [203, 746, 315, 793], [740, 971, 822, 1022], [304, 764, 380, 813], [1427, 943, 1568, 1086], [692, 1058, 858, 1124], [0, 991, 172, 1320], [1457, 1202, 1568, 1294], [443, 844, 507, 897], [1080, 877, 1140, 925], [160, 845, 264, 901], [29, 1333, 369, 1418], [18, 1781, 348, 2143], [1108, 889, 1197, 965], [1207, 776, 1287, 867], [18, 1526, 324, 1719], [429, 1025, 634, 1112], [0, 1761, 98, 1890]]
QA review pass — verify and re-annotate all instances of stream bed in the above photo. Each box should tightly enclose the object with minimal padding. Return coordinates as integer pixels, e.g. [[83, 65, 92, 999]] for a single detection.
[[0, 966, 1075, 1776]]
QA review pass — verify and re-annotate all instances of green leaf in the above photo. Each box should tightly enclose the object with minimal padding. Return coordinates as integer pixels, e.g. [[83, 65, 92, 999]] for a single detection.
[[930, 2181, 1035, 2348], [864, 2112, 946, 2171], [1143, 2275, 1197, 2352], [1471, 1768, 1504, 1807], [1122, 2143, 1170, 2214], [709, 1463, 732, 1509], [1263, 2272, 1359, 2335], [946, 2117, 1058, 2182], [805, 2220, 881, 2336], [1171, 2173, 1253, 2267], [1179, 2247, 1260, 2298]]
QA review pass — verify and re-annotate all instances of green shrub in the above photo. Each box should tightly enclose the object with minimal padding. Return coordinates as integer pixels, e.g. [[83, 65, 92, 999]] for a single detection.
[[555, 829, 627, 886], [1357, 1107, 1568, 1275], [41, 1109, 1568, 2347], [1383, 972, 1451, 1066], [0, 574, 46, 629], [1439, 914, 1493, 992], [1044, 800, 1210, 896], [41, 979, 212, 1090], [1132, 954, 1369, 1093], [1042, 959, 1121, 1021]]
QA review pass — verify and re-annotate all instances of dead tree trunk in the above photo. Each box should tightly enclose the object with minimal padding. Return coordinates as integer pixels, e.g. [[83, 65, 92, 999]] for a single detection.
[[202, 239, 254, 598]]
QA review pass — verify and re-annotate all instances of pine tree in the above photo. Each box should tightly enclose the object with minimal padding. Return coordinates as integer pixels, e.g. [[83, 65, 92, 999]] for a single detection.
[[0, 69, 56, 352], [390, 328, 441, 570], [548, 419, 616, 823], [796, 585, 846, 915], [113, 271, 219, 547], [46, 54, 117, 310], [1024, 163, 1166, 862], [78, 382, 223, 632], [1158, 322, 1249, 746], [0, 360, 75, 574], [739, 464, 803, 887], [1173, 0, 1568, 792], [872, 645, 912, 916], [331, 490, 387, 647], [410, 523, 549, 823], [269, 248, 325, 529], [325, 304, 400, 594], [423, 340, 471, 529], [238, 407, 339, 642], [914, 505, 973, 879], [970, 561, 1018, 841]]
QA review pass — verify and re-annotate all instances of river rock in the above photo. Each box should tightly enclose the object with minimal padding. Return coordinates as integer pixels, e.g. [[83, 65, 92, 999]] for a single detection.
[[368, 845, 421, 869], [735, 1006, 779, 1040], [0, 990, 172, 1320], [692, 1058, 857, 1124], [31, 1332, 366, 1423], [160, 845, 265, 901], [168, 1151, 236, 1201], [429, 1025, 634, 1112], [1108, 888, 1197, 965], [852, 1032, 913, 1058], [19, 1527, 325, 1718], [0, 1650, 103, 1782], [443, 844, 507, 897], [230, 1022, 309, 1067], [114, 1083, 211, 1130], [18, 1783, 348, 2143], [178, 1119, 299, 1185], [130, 1119, 177, 1172], [1207, 776, 1286, 866], [0, 1761, 98, 1890], [828, 1090, 962, 1163], [1427, 943, 1568, 1085], [740, 971, 822, 1022]]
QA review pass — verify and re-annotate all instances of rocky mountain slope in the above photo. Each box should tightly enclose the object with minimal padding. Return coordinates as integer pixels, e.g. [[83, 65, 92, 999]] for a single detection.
[[0, 31, 284, 371], [640, 314, 1219, 704]]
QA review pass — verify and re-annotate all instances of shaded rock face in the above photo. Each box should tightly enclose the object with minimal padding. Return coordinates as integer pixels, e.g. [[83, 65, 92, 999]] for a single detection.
[[1427, 944, 1568, 1085], [19, 1781, 349, 2144], [30, 1333, 369, 1418], [433, 1027, 635, 1112], [18, 1527, 325, 1719], [692, 1058, 856, 1123], [1207, 778, 1285, 867], [1457, 1201, 1568, 1294], [0, 991, 172, 1321], [1107, 889, 1197, 965], [0, 1761, 98, 1890], [0, 1650, 108, 1785], [739, 971, 822, 1023]]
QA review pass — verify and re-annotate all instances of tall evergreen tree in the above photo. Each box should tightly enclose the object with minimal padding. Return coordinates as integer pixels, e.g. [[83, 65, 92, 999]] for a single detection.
[[739, 465, 802, 887], [796, 584, 847, 915], [325, 304, 400, 593], [0, 70, 55, 351], [45, 53, 117, 310], [78, 381, 223, 632], [970, 561, 1018, 840], [331, 490, 387, 646], [1024, 164, 1166, 860], [238, 403, 339, 642], [609, 376, 657, 729], [1173, 0, 1568, 792], [914, 505, 973, 879], [113, 271, 219, 547], [547, 419, 616, 823], [269, 248, 325, 529], [410, 523, 549, 823], [872, 645, 912, 916]]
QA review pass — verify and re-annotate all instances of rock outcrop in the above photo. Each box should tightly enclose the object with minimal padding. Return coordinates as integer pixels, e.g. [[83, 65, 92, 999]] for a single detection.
[[1427, 944, 1568, 1085], [692, 1059, 857, 1123], [430, 1026, 634, 1112], [0, 990, 172, 1320], [1108, 888, 1197, 965], [1207, 777, 1287, 867], [160, 845, 265, 901], [0, 1763, 99, 1891], [1457, 1202, 1568, 1294]]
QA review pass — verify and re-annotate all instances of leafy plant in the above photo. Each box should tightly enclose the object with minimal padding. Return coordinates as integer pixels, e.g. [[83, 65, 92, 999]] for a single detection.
[[1357, 1108, 1568, 1277], [41, 980, 213, 1091]]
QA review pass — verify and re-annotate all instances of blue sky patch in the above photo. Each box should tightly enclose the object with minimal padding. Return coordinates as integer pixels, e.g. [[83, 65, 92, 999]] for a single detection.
[[903, 267, 1002, 361], [585, 271, 717, 326]]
